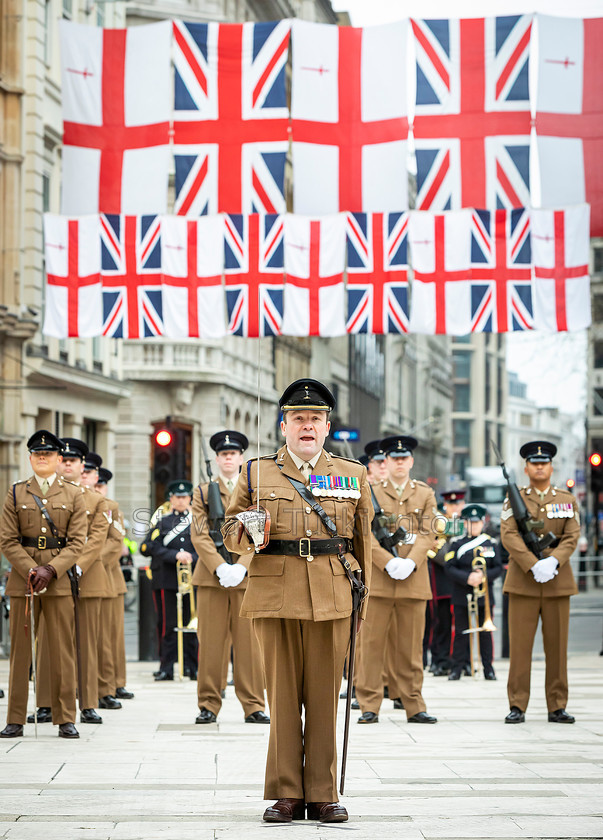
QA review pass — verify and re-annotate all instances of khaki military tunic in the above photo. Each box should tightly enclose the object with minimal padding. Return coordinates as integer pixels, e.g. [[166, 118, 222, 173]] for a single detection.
[[501, 486, 580, 713], [355, 478, 437, 718], [98, 499, 128, 697], [191, 477, 265, 717], [0, 476, 87, 725], [224, 446, 372, 802]]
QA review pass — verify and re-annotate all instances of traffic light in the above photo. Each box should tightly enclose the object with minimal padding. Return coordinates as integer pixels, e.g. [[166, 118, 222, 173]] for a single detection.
[[155, 429, 173, 448], [589, 452, 602, 468], [566, 479, 575, 492], [589, 451, 603, 494]]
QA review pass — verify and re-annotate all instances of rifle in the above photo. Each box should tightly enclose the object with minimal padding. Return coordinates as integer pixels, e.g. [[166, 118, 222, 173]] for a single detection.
[[491, 439, 556, 560], [370, 486, 407, 555], [200, 435, 233, 565], [66, 566, 84, 711]]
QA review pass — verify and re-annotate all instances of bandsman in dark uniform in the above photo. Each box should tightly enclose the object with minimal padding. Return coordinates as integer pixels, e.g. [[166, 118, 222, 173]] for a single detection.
[[445, 504, 502, 680], [0, 431, 87, 738], [501, 441, 580, 724], [148, 480, 198, 681], [424, 489, 465, 676], [224, 379, 372, 824], [355, 434, 438, 725], [191, 431, 268, 725], [96, 467, 134, 702]]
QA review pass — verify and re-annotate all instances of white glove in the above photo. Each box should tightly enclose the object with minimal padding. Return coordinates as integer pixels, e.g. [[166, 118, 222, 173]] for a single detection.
[[215, 562, 232, 586], [531, 556, 559, 583], [75, 565, 83, 577], [385, 556, 416, 580], [216, 562, 247, 588]]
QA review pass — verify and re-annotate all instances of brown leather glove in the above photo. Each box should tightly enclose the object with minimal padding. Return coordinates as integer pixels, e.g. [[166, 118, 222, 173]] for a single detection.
[[31, 564, 56, 593]]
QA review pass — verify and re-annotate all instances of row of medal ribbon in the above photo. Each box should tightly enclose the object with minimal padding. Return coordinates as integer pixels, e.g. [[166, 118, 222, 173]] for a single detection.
[[309, 475, 362, 499], [546, 503, 574, 519]]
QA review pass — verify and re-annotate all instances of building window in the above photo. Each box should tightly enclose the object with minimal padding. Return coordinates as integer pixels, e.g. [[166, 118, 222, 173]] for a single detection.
[[62, 0, 72, 19], [519, 413, 532, 426], [44, 0, 52, 65], [453, 419, 471, 449], [452, 452, 469, 480], [594, 341, 603, 369], [454, 335, 471, 344], [594, 246, 603, 275], [593, 294, 603, 323], [594, 389, 603, 417], [453, 383, 470, 412], [83, 419, 97, 452], [42, 174, 51, 213], [453, 351, 471, 380], [485, 357, 491, 413], [96, 3, 105, 25]]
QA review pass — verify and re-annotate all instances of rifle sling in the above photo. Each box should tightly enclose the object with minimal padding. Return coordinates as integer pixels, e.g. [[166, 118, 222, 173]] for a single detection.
[[31, 494, 61, 540]]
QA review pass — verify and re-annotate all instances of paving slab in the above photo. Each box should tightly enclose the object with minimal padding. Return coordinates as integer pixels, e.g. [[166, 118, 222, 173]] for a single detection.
[[1, 652, 602, 840]]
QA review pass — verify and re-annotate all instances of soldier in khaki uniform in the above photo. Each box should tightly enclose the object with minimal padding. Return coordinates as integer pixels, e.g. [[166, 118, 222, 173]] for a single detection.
[[224, 379, 373, 824], [501, 440, 580, 724], [0, 431, 87, 738], [96, 467, 134, 702], [355, 434, 438, 724], [191, 430, 268, 725]]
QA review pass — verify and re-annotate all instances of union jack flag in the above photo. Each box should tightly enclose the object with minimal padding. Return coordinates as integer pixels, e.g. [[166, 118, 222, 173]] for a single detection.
[[470, 208, 533, 332], [346, 212, 410, 334], [173, 20, 290, 216], [412, 15, 532, 211], [101, 214, 164, 338], [223, 213, 284, 337]]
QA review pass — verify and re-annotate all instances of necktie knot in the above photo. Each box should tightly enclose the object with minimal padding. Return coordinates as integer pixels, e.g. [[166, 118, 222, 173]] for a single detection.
[[396, 484, 403, 497], [301, 462, 312, 482], [41, 479, 49, 495], [226, 479, 234, 493]]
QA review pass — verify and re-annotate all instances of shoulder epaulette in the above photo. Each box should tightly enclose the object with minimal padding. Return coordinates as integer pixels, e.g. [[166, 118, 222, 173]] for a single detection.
[[328, 453, 363, 465], [12, 479, 27, 486], [259, 453, 278, 461], [412, 479, 430, 488]]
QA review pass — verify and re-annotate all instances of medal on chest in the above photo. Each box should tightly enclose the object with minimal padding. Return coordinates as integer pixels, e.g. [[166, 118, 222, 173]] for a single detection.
[[309, 475, 361, 499], [545, 502, 574, 519]]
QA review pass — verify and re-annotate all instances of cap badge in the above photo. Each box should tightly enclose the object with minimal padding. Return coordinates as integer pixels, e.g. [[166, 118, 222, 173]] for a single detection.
[[225, 435, 230, 445], [41, 435, 46, 445], [304, 386, 310, 400], [537, 445, 542, 455]]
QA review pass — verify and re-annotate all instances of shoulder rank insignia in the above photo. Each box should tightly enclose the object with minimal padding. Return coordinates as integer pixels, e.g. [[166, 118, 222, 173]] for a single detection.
[[309, 475, 361, 499], [500, 508, 514, 521]]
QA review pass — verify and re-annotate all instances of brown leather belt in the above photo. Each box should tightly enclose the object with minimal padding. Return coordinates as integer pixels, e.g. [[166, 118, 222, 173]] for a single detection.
[[20, 536, 67, 550], [258, 537, 354, 557]]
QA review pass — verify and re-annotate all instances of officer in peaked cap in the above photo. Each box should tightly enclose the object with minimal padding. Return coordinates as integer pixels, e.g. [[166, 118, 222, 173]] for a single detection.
[[191, 428, 268, 725], [83, 452, 103, 472], [61, 438, 89, 460], [147, 477, 198, 681], [1, 430, 87, 739], [355, 432, 438, 726], [364, 440, 388, 485], [223, 377, 372, 823], [423, 489, 467, 677], [445, 504, 501, 680], [501, 439, 579, 725], [94, 465, 134, 702]]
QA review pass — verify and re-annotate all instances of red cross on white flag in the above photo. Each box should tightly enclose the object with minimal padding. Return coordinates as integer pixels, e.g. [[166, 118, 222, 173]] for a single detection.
[[290, 20, 409, 214], [60, 20, 171, 216], [43, 214, 102, 338], [531, 204, 591, 333]]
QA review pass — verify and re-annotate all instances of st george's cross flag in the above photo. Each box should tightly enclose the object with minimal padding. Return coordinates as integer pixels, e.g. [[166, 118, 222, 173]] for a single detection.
[[101, 214, 164, 338], [290, 20, 408, 215], [60, 21, 171, 216], [534, 16, 603, 236], [223, 213, 285, 337], [43, 214, 103, 339], [161, 215, 226, 339], [282, 214, 347, 337], [409, 211, 472, 335], [346, 212, 410, 334], [531, 204, 591, 333], [172, 20, 290, 216], [411, 15, 532, 211], [469, 208, 533, 333]]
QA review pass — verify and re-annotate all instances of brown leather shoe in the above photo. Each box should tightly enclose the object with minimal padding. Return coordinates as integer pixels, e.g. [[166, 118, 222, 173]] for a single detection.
[[0, 723, 24, 738], [307, 802, 348, 823], [58, 722, 80, 739], [262, 798, 305, 822]]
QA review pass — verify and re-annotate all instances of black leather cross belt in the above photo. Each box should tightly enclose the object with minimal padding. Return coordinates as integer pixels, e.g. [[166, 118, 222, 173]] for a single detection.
[[258, 537, 354, 557], [19, 536, 67, 550]]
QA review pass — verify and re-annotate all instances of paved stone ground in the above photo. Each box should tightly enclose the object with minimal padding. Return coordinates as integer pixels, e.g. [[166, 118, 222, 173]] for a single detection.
[[1, 648, 602, 840]]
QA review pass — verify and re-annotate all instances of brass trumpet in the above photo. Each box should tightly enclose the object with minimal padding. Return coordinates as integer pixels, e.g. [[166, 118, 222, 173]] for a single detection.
[[463, 546, 496, 678], [175, 559, 197, 681]]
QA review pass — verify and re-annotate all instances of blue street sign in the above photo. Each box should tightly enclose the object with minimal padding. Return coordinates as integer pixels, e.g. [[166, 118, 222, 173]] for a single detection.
[[332, 428, 360, 442]]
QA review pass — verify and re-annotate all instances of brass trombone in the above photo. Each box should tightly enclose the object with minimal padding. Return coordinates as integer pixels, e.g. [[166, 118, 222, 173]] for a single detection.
[[463, 546, 497, 678], [175, 559, 197, 681]]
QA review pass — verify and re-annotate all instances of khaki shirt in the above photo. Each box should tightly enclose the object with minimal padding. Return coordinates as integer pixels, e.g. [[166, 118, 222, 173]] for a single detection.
[[370, 478, 438, 600], [100, 498, 128, 597], [191, 477, 249, 589], [501, 486, 579, 597], [1, 476, 88, 597], [223, 445, 373, 621]]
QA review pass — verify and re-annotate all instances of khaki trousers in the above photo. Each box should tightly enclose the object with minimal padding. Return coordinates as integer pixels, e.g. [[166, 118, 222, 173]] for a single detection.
[[356, 597, 427, 719], [507, 593, 571, 713], [254, 616, 349, 803], [7, 596, 76, 725], [97, 598, 116, 697], [196, 587, 265, 717], [79, 598, 102, 709], [111, 594, 127, 688]]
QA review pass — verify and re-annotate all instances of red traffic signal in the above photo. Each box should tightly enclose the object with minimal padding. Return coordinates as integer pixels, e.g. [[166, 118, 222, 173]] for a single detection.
[[589, 452, 602, 468], [155, 429, 173, 447], [566, 479, 575, 489]]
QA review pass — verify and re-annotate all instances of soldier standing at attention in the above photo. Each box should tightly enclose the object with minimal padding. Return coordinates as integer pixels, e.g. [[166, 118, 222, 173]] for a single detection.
[[224, 379, 372, 824], [501, 441, 580, 724], [0, 431, 87, 738], [190, 430, 268, 725], [355, 435, 438, 725]]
